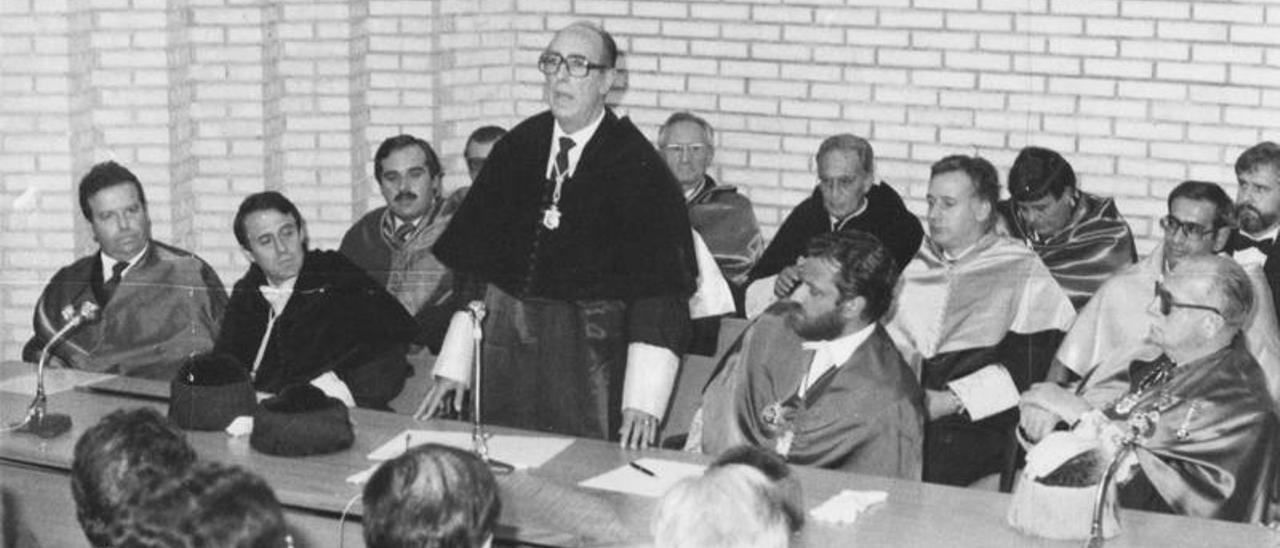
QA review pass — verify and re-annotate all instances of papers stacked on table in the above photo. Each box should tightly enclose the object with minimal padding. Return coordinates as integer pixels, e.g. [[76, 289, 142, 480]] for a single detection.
[[346, 429, 574, 484], [578, 458, 707, 498]]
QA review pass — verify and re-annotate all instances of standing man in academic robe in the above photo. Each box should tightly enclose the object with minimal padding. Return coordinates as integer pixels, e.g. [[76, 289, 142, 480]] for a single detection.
[[1021, 255, 1278, 522], [23, 161, 227, 379], [215, 192, 418, 410], [885, 155, 1075, 487], [1230, 141, 1280, 318], [744, 134, 922, 316], [416, 22, 696, 448], [697, 231, 925, 479], [998, 146, 1137, 309]]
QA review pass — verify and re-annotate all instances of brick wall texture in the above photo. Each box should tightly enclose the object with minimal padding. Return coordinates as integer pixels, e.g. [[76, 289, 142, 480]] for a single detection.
[[2, 0, 1279, 361]]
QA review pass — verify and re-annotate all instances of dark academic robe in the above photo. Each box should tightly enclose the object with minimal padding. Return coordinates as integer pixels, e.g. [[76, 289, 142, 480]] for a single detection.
[[886, 234, 1076, 487], [701, 313, 925, 479], [1099, 340, 1279, 523], [687, 175, 763, 288], [23, 241, 227, 380], [998, 191, 1137, 309], [433, 109, 696, 439], [750, 182, 923, 280], [214, 250, 418, 410]]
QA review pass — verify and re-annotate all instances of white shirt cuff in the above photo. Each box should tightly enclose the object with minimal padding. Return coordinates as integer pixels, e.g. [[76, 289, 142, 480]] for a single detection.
[[621, 342, 679, 420], [947, 364, 1019, 421], [433, 311, 475, 386], [309, 371, 356, 408]]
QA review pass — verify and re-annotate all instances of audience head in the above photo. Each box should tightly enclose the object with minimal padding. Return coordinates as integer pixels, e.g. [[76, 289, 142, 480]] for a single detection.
[[814, 134, 875, 221], [1162, 181, 1234, 269], [652, 464, 791, 548], [71, 407, 197, 547], [374, 135, 444, 222], [1006, 146, 1078, 239], [1150, 255, 1252, 360], [539, 21, 619, 134], [927, 154, 999, 254], [778, 231, 898, 341], [79, 160, 152, 262], [110, 461, 290, 548], [234, 191, 308, 286], [362, 443, 500, 548], [1234, 141, 1280, 235], [464, 126, 507, 181], [711, 445, 805, 533], [658, 111, 716, 192]]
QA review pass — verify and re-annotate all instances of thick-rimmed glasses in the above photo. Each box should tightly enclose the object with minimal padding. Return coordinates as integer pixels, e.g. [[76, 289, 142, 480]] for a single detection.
[[662, 143, 710, 157], [1154, 281, 1222, 317], [1159, 215, 1216, 239], [537, 52, 609, 78]]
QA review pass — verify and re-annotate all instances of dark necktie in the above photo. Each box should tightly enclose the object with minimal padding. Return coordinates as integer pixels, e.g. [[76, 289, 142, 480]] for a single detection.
[[103, 260, 128, 303], [552, 137, 575, 181], [393, 222, 415, 243], [1230, 232, 1274, 255]]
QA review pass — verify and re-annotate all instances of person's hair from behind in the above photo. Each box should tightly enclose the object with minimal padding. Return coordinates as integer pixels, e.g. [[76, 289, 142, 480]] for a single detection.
[[78, 160, 147, 220], [652, 464, 791, 548], [109, 461, 290, 548], [71, 407, 197, 547], [362, 443, 501, 548], [710, 445, 805, 533]]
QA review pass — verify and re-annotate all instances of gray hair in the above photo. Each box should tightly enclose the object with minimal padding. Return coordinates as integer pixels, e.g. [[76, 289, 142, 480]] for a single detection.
[[651, 465, 790, 548], [815, 133, 875, 178], [1176, 255, 1254, 330], [658, 111, 715, 148]]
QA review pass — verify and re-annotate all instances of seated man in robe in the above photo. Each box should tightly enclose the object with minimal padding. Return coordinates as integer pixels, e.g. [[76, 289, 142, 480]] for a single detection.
[[1028, 181, 1280, 433], [997, 146, 1137, 309], [885, 155, 1075, 487], [23, 161, 227, 379], [215, 191, 418, 410], [745, 134, 922, 315], [697, 231, 925, 479], [1020, 255, 1278, 522]]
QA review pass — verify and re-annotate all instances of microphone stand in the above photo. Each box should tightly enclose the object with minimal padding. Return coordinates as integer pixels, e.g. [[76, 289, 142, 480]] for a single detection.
[[467, 301, 514, 474], [5, 301, 98, 438]]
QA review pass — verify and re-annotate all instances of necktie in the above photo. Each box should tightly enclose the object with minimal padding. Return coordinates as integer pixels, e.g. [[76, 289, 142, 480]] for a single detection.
[[552, 137, 575, 181], [102, 260, 128, 303], [1232, 232, 1274, 255], [393, 222, 415, 243]]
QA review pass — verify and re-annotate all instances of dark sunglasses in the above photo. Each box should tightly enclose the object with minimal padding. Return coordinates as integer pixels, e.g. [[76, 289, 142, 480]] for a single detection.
[[1154, 281, 1222, 317]]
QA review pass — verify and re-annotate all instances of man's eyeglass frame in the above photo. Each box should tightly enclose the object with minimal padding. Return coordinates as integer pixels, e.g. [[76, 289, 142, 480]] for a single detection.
[[538, 52, 610, 78], [1154, 281, 1223, 317]]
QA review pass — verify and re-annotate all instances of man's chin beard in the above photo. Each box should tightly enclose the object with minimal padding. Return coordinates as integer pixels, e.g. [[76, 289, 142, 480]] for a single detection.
[[786, 311, 845, 341]]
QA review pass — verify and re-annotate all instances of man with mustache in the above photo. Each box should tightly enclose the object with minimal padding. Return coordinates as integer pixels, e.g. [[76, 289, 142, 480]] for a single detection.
[[1229, 142, 1280, 321], [416, 22, 696, 448], [340, 135, 467, 397], [885, 155, 1075, 487], [997, 146, 1137, 309], [216, 192, 418, 410], [24, 161, 228, 379], [696, 231, 925, 479]]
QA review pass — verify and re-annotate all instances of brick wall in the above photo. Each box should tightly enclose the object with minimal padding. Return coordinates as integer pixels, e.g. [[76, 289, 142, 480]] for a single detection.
[[2, 0, 1278, 362]]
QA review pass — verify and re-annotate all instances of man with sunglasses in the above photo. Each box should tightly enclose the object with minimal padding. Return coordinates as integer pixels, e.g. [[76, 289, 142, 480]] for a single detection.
[[997, 146, 1137, 309], [1020, 255, 1278, 522], [417, 22, 696, 449], [1023, 181, 1280, 442], [745, 134, 923, 315]]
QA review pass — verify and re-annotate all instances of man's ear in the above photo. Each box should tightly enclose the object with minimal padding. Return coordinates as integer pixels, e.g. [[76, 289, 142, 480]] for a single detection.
[[840, 295, 867, 323], [1211, 226, 1231, 254], [239, 246, 255, 265]]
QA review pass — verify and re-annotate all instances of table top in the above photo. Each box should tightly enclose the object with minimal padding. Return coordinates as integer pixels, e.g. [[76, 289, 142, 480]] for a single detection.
[[1, 364, 1276, 547]]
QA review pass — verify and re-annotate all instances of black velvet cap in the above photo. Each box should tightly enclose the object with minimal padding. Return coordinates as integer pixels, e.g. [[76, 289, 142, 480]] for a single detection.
[[1008, 146, 1076, 202], [169, 352, 257, 431], [250, 384, 354, 457]]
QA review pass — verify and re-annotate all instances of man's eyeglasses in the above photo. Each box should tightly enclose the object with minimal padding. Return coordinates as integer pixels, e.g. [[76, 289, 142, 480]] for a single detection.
[[537, 52, 609, 78], [1159, 215, 1217, 239], [1154, 281, 1223, 317], [662, 144, 710, 157], [818, 175, 864, 191]]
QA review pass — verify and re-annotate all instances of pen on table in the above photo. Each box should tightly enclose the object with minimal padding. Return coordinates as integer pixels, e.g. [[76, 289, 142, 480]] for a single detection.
[[629, 460, 657, 477]]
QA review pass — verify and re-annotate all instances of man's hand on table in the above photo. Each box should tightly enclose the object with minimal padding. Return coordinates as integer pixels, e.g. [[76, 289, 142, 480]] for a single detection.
[[619, 408, 658, 449], [414, 376, 466, 420]]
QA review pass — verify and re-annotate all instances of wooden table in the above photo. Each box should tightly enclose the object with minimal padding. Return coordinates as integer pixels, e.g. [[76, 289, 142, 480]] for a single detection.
[[1, 365, 1275, 548]]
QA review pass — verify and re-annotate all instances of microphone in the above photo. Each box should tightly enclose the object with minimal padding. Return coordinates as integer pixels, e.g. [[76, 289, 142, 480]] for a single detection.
[[466, 300, 512, 474], [5, 300, 98, 438]]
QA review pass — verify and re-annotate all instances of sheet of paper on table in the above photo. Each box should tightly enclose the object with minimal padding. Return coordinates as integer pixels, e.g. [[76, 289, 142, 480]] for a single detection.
[[578, 458, 707, 498], [0, 368, 112, 396], [348, 429, 575, 483]]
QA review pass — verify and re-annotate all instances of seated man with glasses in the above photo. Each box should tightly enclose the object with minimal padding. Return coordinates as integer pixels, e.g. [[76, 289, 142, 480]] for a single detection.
[[418, 21, 696, 449], [1019, 254, 1278, 522], [1022, 181, 1280, 443], [745, 134, 922, 315]]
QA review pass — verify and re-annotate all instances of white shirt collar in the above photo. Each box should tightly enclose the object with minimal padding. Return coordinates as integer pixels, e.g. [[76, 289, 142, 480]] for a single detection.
[[798, 322, 876, 397], [259, 275, 298, 315], [1245, 223, 1280, 243], [99, 244, 149, 280], [547, 109, 607, 180]]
